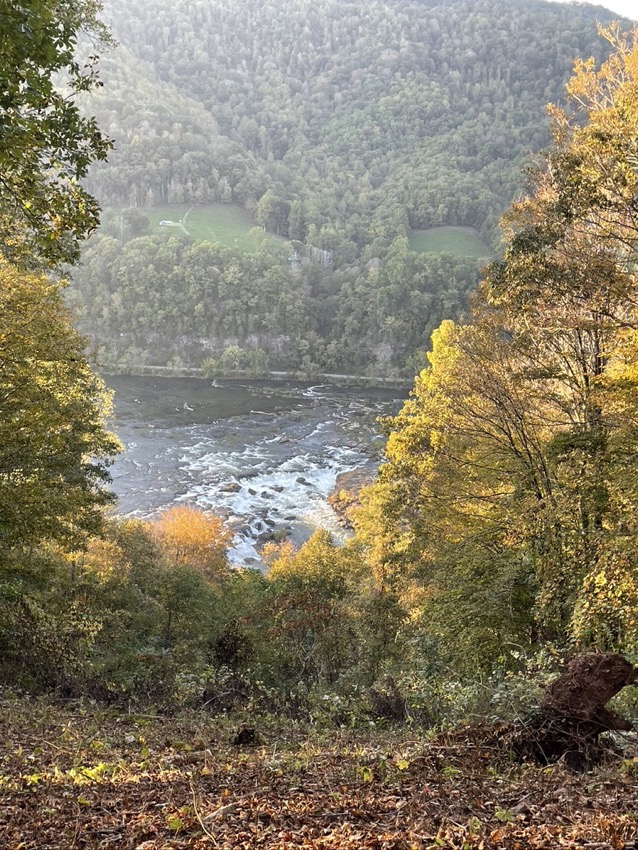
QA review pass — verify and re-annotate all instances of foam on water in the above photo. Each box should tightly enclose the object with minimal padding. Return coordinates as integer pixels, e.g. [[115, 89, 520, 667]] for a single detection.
[[301, 384, 329, 398], [177, 441, 359, 566]]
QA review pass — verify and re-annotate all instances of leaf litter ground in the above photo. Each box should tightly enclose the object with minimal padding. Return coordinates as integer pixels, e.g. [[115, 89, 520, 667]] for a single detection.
[[0, 697, 636, 849]]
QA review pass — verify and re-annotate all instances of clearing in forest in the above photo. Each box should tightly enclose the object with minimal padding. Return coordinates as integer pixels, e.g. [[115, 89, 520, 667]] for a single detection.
[[409, 225, 491, 258], [138, 204, 265, 251]]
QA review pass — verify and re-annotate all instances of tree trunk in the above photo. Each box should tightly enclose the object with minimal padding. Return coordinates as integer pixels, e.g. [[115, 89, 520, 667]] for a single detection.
[[513, 653, 637, 769]]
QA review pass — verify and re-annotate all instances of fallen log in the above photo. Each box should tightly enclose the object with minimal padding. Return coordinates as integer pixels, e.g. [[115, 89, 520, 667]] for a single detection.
[[512, 652, 637, 769]]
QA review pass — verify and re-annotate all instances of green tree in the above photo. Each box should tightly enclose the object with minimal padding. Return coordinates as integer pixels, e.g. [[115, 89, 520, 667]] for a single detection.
[[0, 0, 112, 266], [0, 261, 120, 553], [122, 207, 150, 236], [355, 28, 638, 665], [483, 26, 638, 644], [354, 319, 540, 670], [264, 531, 366, 684]]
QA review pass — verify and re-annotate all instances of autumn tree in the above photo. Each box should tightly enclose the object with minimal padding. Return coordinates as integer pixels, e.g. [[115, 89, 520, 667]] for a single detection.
[[356, 27, 638, 667], [152, 505, 231, 583], [0, 260, 120, 692], [0, 260, 120, 554], [0, 0, 120, 560], [0, 0, 123, 699], [354, 319, 541, 670], [483, 25, 638, 647], [263, 531, 366, 684]]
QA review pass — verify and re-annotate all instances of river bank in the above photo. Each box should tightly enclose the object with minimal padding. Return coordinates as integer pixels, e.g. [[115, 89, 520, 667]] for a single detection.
[[104, 364, 413, 390]]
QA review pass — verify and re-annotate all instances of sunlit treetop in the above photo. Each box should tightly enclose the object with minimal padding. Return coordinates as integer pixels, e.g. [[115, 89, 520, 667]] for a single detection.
[[0, 256, 121, 552], [0, 0, 113, 267]]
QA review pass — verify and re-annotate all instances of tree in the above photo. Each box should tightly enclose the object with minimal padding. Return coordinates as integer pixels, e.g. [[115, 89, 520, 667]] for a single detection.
[[264, 531, 365, 684], [0, 260, 120, 553], [122, 207, 150, 236], [152, 505, 231, 583], [0, 0, 112, 267], [482, 25, 638, 646], [255, 189, 290, 236], [355, 28, 638, 666], [354, 319, 541, 670]]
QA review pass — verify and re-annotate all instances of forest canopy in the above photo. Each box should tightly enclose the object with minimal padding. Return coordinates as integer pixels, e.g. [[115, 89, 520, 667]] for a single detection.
[[67, 0, 631, 375]]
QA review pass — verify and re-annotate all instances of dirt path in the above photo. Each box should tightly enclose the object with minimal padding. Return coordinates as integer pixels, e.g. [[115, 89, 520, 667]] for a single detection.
[[179, 205, 195, 236]]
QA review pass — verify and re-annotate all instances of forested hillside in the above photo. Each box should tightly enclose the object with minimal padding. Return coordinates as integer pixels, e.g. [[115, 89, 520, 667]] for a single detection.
[[68, 0, 629, 375], [3, 7, 638, 841]]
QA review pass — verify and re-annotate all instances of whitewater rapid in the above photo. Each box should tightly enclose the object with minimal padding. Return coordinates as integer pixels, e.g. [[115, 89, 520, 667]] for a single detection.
[[105, 376, 405, 566]]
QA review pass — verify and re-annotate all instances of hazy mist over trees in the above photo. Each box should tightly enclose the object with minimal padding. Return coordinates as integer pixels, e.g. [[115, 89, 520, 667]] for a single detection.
[[68, 0, 630, 376]]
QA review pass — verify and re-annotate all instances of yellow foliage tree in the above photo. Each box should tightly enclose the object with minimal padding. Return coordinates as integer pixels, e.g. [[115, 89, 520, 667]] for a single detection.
[[265, 531, 367, 683], [152, 506, 231, 583], [0, 259, 120, 554], [354, 28, 638, 665]]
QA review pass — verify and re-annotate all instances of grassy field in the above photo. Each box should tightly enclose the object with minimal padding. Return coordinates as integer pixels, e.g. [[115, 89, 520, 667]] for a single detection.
[[129, 204, 266, 251], [409, 226, 491, 258]]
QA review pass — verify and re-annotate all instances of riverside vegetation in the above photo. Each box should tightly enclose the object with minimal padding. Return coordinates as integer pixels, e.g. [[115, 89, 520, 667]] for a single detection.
[[2, 1, 638, 846]]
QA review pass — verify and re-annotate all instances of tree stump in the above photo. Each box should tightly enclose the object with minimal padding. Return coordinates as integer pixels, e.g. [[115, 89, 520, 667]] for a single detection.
[[513, 653, 637, 769], [231, 725, 261, 747]]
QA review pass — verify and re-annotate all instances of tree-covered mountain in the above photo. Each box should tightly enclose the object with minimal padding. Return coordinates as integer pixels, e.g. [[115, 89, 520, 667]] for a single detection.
[[69, 0, 630, 374]]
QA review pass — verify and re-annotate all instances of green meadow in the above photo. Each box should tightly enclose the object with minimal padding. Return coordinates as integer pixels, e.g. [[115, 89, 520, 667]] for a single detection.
[[409, 226, 491, 259], [127, 204, 265, 251]]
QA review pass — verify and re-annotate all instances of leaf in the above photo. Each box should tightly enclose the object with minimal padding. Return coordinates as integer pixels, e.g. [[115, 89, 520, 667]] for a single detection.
[[494, 807, 515, 823], [359, 766, 373, 782], [442, 765, 461, 778]]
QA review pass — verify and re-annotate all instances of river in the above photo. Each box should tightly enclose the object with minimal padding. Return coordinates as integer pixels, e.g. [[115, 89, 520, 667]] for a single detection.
[[104, 375, 406, 565]]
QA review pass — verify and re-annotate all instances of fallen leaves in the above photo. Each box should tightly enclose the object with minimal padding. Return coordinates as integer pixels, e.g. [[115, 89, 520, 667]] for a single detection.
[[0, 697, 636, 849]]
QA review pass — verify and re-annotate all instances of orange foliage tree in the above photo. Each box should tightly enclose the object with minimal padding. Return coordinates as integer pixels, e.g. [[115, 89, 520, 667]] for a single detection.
[[152, 506, 231, 583]]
